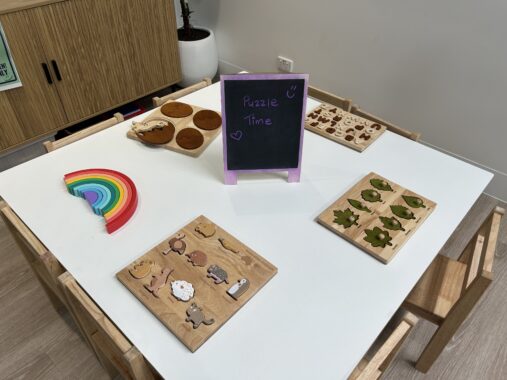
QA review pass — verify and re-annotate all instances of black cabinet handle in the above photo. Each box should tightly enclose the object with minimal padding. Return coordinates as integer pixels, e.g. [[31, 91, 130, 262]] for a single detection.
[[51, 60, 62, 81], [42, 63, 53, 84]]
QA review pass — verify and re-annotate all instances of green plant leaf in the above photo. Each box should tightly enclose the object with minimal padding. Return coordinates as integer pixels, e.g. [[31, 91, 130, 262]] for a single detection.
[[370, 178, 393, 191], [364, 227, 393, 248], [390, 205, 415, 220], [333, 208, 359, 228], [347, 199, 371, 213], [402, 195, 426, 208], [361, 189, 382, 203], [379, 216, 405, 231]]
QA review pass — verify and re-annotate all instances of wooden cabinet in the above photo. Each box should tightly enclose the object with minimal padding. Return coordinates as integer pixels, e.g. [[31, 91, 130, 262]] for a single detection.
[[0, 0, 180, 152], [0, 8, 68, 150]]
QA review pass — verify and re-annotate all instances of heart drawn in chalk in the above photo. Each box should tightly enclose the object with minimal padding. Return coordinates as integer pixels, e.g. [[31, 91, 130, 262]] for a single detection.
[[230, 130, 243, 141]]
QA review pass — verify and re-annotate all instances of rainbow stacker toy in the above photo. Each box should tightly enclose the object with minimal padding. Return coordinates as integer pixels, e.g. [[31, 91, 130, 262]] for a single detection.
[[64, 168, 138, 234]]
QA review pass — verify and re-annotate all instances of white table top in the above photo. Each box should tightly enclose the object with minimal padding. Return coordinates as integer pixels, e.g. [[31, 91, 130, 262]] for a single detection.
[[0, 82, 493, 379]]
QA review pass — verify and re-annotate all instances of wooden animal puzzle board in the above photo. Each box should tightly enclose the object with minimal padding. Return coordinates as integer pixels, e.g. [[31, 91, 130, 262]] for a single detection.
[[305, 103, 386, 152], [116, 215, 277, 352], [317, 172, 436, 263], [127, 100, 222, 157]]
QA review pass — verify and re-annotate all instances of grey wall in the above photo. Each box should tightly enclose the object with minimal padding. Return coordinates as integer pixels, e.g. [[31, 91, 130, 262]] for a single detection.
[[177, 0, 507, 200]]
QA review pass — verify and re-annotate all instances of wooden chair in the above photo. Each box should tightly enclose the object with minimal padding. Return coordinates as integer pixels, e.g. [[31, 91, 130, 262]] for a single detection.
[[350, 104, 420, 142], [58, 272, 158, 380], [348, 311, 418, 380], [0, 201, 66, 313], [403, 206, 504, 373], [308, 85, 352, 112], [152, 77, 212, 107], [43, 112, 124, 152]]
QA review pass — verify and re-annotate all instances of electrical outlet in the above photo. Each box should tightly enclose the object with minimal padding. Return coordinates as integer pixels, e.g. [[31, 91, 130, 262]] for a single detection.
[[277, 56, 294, 72]]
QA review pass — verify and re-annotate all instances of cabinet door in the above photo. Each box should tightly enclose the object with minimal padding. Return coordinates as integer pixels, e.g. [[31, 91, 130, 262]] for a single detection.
[[0, 9, 68, 150], [34, 0, 181, 123]]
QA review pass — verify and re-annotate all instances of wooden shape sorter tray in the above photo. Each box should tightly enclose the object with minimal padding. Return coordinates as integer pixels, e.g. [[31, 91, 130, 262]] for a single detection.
[[317, 172, 436, 264], [305, 103, 386, 152], [116, 215, 277, 352], [126, 100, 222, 157]]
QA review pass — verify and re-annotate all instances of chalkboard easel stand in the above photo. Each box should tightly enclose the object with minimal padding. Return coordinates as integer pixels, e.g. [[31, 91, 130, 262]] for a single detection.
[[224, 168, 301, 185]]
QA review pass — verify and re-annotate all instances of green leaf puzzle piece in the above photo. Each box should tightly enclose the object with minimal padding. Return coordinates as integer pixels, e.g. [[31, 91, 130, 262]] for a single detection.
[[364, 227, 393, 248], [370, 178, 393, 192], [361, 189, 382, 203], [390, 205, 415, 220], [347, 199, 372, 213], [402, 195, 426, 208], [379, 216, 405, 231], [333, 208, 359, 228]]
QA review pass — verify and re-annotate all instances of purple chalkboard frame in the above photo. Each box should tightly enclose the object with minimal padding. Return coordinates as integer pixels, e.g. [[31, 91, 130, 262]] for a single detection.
[[220, 73, 309, 185]]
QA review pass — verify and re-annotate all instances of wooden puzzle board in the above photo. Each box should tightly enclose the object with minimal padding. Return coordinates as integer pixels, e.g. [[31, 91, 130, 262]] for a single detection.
[[127, 101, 222, 157], [116, 215, 277, 352], [317, 172, 436, 263], [305, 103, 386, 152]]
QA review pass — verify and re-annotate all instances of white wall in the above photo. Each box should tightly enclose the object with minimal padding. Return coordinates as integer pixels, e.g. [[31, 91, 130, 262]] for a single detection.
[[177, 0, 507, 200]]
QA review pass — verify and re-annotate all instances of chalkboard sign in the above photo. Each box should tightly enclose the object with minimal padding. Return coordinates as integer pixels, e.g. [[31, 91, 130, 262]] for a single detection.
[[220, 73, 308, 184]]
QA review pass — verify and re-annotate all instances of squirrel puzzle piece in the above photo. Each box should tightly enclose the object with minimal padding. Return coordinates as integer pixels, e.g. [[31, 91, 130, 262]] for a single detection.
[[402, 195, 426, 209], [364, 227, 393, 248], [227, 278, 250, 300], [207, 264, 229, 284], [171, 280, 194, 302], [185, 303, 215, 329], [361, 189, 382, 203], [195, 222, 216, 238], [164, 233, 186, 255], [370, 178, 393, 192], [379, 216, 405, 231], [218, 237, 240, 254], [144, 268, 173, 297], [390, 205, 416, 220], [333, 208, 359, 228], [129, 260, 153, 279], [348, 199, 372, 213], [185, 250, 208, 267]]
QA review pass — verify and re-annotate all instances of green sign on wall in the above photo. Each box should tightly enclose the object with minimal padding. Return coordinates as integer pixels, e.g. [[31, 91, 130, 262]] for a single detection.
[[0, 22, 21, 91]]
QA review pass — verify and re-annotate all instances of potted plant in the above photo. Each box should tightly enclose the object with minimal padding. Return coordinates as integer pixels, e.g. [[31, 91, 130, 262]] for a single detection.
[[177, 0, 218, 87]]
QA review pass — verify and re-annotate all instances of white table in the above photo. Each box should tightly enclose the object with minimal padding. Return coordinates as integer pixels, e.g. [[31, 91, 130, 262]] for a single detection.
[[0, 82, 493, 379]]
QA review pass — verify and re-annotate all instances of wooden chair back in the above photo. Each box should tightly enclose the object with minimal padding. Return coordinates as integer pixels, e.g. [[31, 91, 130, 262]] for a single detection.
[[460, 206, 503, 290], [43, 112, 124, 152], [0, 201, 66, 312], [349, 311, 418, 380], [58, 272, 156, 380], [350, 105, 420, 142], [152, 77, 212, 107], [308, 85, 352, 112]]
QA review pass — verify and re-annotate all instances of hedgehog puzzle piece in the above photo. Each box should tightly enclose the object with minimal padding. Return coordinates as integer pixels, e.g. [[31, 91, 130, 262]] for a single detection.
[[186, 250, 208, 267], [207, 264, 229, 284], [164, 233, 186, 255], [185, 303, 215, 329]]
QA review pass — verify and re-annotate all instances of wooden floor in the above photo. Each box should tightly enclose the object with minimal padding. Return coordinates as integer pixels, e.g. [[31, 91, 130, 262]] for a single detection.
[[0, 195, 505, 379]]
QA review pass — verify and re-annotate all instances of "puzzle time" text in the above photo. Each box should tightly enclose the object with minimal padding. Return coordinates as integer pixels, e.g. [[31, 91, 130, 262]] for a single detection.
[[241, 95, 279, 126]]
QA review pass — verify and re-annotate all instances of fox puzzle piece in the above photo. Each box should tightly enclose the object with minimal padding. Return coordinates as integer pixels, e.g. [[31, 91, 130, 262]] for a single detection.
[[144, 268, 173, 297]]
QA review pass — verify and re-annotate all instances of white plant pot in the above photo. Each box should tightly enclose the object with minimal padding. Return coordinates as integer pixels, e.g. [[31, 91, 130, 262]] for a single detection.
[[178, 27, 218, 87]]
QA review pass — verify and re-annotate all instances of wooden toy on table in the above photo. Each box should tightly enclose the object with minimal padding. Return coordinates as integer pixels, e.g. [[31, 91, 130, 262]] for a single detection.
[[305, 102, 387, 152], [127, 100, 222, 157], [64, 168, 138, 234], [317, 172, 436, 264], [116, 215, 277, 352]]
